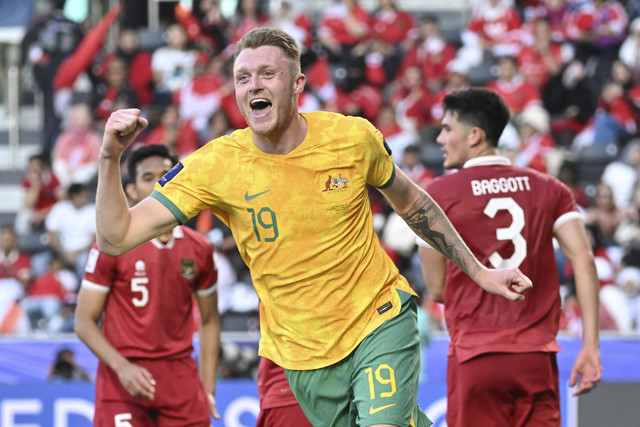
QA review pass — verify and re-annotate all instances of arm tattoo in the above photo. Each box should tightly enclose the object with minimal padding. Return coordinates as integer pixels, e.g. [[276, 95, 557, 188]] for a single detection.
[[399, 193, 474, 275]]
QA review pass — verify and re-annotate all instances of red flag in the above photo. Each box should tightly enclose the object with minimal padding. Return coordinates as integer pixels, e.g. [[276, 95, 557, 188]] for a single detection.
[[53, 3, 122, 89]]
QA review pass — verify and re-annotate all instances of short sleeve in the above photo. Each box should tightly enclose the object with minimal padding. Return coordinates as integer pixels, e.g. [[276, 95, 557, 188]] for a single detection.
[[81, 246, 117, 293], [195, 243, 218, 296], [359, 118, 395, 188], [151, 151, 216, 223]]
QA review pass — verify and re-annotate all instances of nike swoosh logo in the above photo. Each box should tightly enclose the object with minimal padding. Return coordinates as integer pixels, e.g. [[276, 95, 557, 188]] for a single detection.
[[244, 189, 271, 201], [369, 403, 396, 414]]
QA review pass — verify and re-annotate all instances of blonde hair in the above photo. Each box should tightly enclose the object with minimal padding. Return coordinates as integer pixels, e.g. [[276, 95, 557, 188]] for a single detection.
[[234, 27, 301, 75]]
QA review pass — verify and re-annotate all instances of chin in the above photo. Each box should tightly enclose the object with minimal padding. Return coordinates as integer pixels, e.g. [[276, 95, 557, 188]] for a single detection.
[[250, 120, 275, 136]]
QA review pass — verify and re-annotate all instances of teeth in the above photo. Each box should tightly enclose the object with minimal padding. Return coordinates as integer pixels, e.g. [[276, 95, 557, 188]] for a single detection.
[[251, 99, 270, 107]]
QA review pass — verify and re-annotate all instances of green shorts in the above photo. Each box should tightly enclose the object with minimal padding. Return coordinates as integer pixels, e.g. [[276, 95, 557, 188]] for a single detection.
[[285, 291, 432, 427]]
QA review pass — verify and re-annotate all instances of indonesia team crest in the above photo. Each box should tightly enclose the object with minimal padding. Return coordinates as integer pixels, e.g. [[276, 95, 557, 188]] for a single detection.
[[181, 259, 196, 280]]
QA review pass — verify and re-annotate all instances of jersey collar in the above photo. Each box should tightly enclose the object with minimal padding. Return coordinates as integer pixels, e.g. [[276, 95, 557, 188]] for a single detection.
[[463, 155, 511, 169]]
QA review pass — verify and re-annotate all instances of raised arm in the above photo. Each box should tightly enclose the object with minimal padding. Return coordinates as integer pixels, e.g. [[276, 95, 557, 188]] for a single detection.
[[379, 166, 532, 301], [554, 218, 601, 396], [97, 109, 178, 256]]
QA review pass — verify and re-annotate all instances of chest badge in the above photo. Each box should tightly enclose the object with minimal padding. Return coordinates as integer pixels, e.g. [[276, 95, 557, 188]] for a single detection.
[[181, 259, 196, 280], [322, 174, 350, 192]]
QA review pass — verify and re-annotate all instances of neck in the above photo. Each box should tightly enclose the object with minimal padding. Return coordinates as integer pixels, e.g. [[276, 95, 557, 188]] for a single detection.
[[157, 231, 172, 244], [254, 113, 307, 155], [475, 147, 501, 158]]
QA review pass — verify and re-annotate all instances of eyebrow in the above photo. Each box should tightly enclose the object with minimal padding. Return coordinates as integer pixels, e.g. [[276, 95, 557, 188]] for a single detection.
[[235, 63, 276, 75]]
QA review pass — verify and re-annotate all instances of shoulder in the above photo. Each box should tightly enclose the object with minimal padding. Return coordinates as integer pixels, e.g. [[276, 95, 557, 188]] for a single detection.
[[183, 128, 251, 163], [325, 112, 380, 137], [181, 227, 213, 248]]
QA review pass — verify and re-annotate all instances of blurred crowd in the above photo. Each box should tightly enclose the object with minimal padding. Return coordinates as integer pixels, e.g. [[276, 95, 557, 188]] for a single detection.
[[4, 0, 640, 378]]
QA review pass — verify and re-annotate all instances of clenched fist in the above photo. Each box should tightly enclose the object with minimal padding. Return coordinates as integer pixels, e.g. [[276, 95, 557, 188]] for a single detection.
[[101, 109, 149, 159]]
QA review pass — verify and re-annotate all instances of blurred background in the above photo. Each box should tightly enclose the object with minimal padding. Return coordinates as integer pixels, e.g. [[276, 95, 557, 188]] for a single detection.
[[1, 0, 640, 425]]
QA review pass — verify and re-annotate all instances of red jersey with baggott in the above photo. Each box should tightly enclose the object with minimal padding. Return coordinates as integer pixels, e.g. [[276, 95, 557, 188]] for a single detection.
[[425, 156, 580, 363]]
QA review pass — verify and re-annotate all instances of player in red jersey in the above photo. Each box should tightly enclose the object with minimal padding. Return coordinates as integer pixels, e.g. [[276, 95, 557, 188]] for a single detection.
[[417, 88, 601, 427], [74, 144, 220, 426], [256, 357, 312, 427]]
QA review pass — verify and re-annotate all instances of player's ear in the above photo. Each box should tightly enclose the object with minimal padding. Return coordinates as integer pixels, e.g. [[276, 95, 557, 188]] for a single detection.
[[293, 72, 306, 95], [468, 126, 485, 147], [124, 182, 137, 200]]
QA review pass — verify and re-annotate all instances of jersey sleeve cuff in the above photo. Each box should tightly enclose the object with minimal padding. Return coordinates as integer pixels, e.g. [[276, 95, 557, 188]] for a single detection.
[[196, 284, 218, 297], [376, 163, 396, 189], [151, 190, 189, 224]]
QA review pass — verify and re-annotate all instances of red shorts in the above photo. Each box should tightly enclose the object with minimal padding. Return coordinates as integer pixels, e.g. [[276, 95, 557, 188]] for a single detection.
[[256, 403, 313, 427], [447, 351, 560, 427], [94, 357, 210, 427]]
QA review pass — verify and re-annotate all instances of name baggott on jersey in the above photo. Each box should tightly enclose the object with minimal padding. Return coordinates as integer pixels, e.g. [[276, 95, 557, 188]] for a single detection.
[[470, 176, 531, 196]]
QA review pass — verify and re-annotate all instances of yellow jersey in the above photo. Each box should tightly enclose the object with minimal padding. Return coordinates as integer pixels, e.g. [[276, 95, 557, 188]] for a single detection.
[[151, 111, 416, 369]]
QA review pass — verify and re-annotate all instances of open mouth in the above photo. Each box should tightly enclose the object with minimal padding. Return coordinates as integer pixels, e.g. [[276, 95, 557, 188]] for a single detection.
[[250, 98, 272, 118]]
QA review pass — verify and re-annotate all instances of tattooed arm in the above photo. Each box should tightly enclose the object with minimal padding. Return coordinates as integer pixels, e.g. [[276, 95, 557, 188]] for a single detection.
[[378, 166, 532, 301]]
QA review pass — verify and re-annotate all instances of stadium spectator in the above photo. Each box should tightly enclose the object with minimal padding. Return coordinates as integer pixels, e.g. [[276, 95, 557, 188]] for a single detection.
[[94, 27, 532, 426], [19, 0, 83, 158], [619, 17, 640, 82], [92, 57, 140, 127], [522, 0, 572, 43], [31, 183, 96, 281], [173, 51, 226, 137], [269, 0, 314, 64], [388, 65, 433, 134], [20, 256, 77, 332], [365, 0, 418, 84], [0, 226, 32, 334], [429, 59, 472, 128], [573, 60, 639, 152], [374, 105, 419, 159], [370, 0, 417, 47], [565, 0, 628, 87], [397, 14, 457, 93], [223, 0, 270, 60], [75, 145, 221, 424], [174, 0, 230, 55], [52, 103, 102, 189], [14, 154, 64, 237], [486, 55, 543, 117], [615, 183, 640, 248], [329, 78, 384, 122], [585, 181, 627, 247], [542, 59, 599, 147], [517, 16, 573, 89], [204, 109, 234, 143], [48, 348, 92, 382], [95, 29, 154, 107], [141, 104, 200, 158], [417, 88, 601, 426], [556, 160, 590, 209], [457, 0, 523, 69], [601, 139, 640, 209], [514, 104, 557, 173], [615, 266, 640, 330], [317, 0, 370, 64], [399, 144, 435, 190], [151, 24, 197, 104]]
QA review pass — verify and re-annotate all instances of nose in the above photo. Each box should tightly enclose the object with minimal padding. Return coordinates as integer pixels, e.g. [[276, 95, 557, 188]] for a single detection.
[[248, 74, 263, 92]]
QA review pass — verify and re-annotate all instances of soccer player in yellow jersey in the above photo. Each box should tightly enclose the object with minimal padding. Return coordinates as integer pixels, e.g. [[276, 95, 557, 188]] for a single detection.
[[95, 27, 532, 426]]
